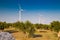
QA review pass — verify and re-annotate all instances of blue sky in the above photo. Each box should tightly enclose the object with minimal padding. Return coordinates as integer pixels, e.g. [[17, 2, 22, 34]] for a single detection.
[[0, 0, 60, 24]]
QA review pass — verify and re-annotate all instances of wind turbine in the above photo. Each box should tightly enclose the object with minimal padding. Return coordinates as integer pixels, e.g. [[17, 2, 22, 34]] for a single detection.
[[39, 15, 43, 24], [18, 4, 23, 22]]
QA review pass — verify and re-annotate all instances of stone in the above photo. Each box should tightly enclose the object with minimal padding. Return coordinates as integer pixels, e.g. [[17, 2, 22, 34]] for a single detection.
[[0, 32, 15, 40]]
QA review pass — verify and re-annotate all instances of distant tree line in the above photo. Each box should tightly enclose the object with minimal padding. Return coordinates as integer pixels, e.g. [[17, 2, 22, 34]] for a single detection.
[[0, 21, 60, 37]]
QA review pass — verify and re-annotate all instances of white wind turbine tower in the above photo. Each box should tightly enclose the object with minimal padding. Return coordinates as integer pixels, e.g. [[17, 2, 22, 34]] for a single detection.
[[18, 4, 23, 22], [38, 14, 41, 24], [39, 15, 41, 24], [39, 15, 43, 24]]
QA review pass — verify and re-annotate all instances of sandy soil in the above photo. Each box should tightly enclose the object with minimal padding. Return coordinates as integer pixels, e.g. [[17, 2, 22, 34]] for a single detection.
[[12, 30, 58, 40]]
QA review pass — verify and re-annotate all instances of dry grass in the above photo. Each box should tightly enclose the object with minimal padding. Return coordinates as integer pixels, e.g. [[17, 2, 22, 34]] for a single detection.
[[4, 28, 58, 40], [12, 30, 58, 40]]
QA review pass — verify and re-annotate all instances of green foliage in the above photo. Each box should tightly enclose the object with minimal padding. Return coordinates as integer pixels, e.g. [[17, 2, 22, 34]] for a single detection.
[[50, 21, 60, 32], [25, 21, 33, 32], [0, 22, 7, 30], [0, 20, 60, 37], [13, 21, 25, 32], [34, 23, 40, 29], [34, 23, 49, 30], [24, 21, 35, 37], [13, 20, 35, 37], [0, 21, 14, 30], [43, 24, 50, 30]]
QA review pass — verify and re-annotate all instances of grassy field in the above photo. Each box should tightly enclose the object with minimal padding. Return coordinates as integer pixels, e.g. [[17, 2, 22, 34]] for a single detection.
[[4, 28, 58, 40]]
